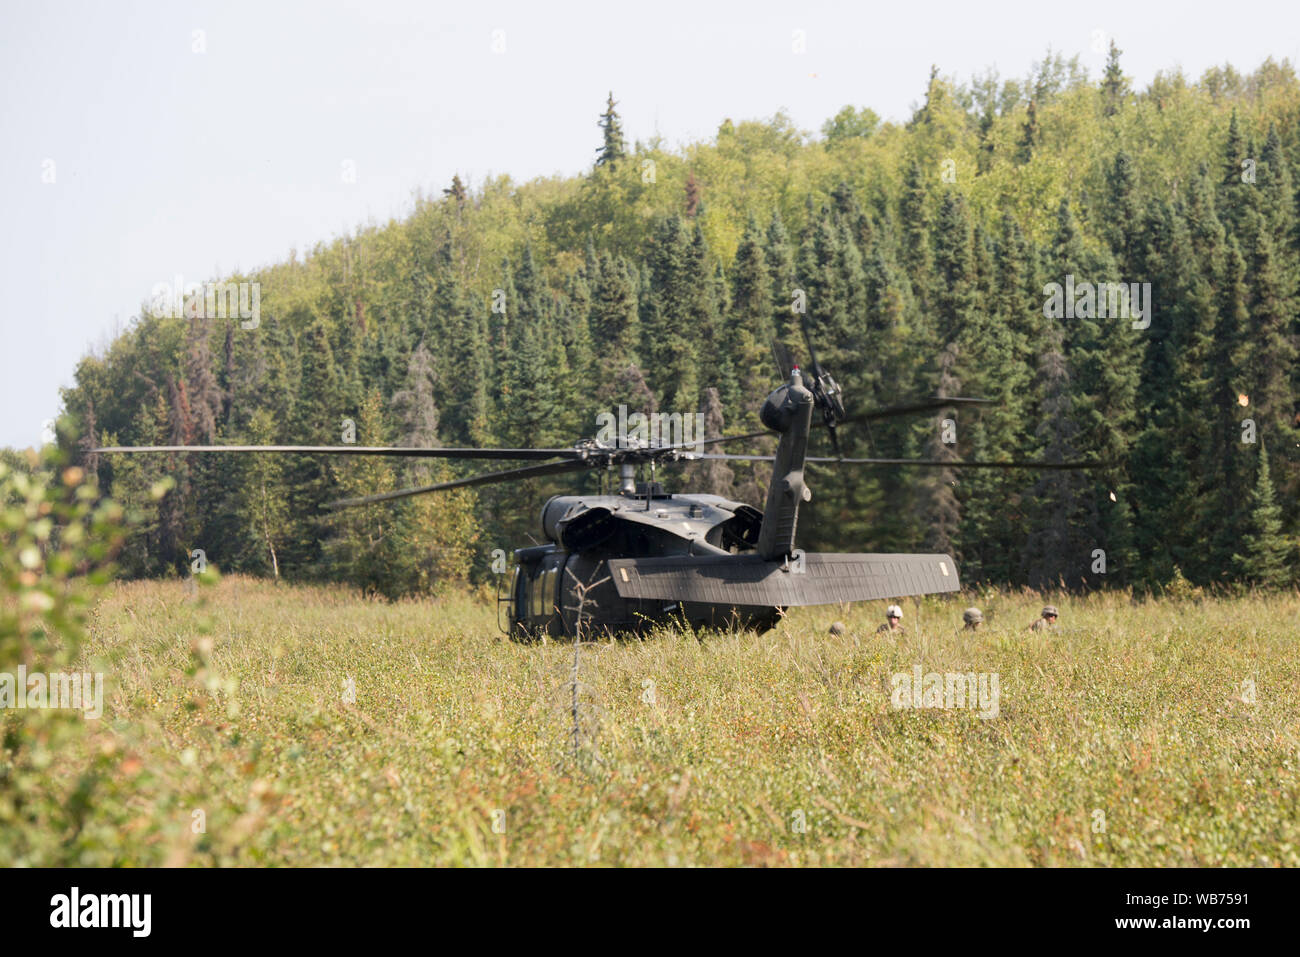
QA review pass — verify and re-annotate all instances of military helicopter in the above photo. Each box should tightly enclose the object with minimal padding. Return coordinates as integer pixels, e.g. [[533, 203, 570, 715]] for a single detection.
[[97, 327, 1099, 640]]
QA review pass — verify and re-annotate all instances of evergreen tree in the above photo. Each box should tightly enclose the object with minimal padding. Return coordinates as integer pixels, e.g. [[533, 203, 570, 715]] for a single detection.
[[729, 214, 778, 421], [1100, 40, 1129, 116], [1103, 152, 1142, 272], [595, 92, 626, 170], [557, 274, 595, 428], [1016, 99, 1039, 164], [916, 343, 961, 556], [643, 215, 698, 411], [431, 246, 491, 445], [956, 223, 1032, 582], [1023, 320, 1083, 587], [443, 173, 468, 208], [184, 317, 222, 443], [102, 392, 174, 577], [1242, 206, 1298, 462], [1219, 109, 1248, 238], [590, 254, 642, 386], [1126, 199, 1185, 584], [1232, 446, 1292, 586], [693, 387, 733, 495], [765, 211, 799, 350], [284, 320, 340, 575], [898, 161, 932, 307], [931, 190, 975, 346], [1206, 238, 1254, 577], [323, 389, 401, 595]]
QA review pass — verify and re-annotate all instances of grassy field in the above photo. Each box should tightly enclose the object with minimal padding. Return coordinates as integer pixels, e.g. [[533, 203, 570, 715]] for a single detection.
[[36, 575, 1300, 866]]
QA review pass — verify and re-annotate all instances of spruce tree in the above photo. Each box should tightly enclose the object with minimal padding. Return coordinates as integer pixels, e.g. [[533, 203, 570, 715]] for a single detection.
[[430, 246, 491, 445], [764, 211, 799, 350], [284, 320, 340, 575], [1232, 446, 1292, 587], [1219, 109, 1247, 239], [898, 161, 932, 308], [730, 214, 777, 421], [1023, 320, 1083, 587], [1016, 100, 1039, 165], [957, 223, 1031, 582], [558, 272, 595, 426], [1103, 152, 1143, 273], [1100, 40, 1128, 117], [1127, 198, 1192, 585], [643, 214, 698, 412], [590, 254, 642, 386], [1207, 238, 1254, 577], [323, 388, 399, 595], [595, 92, 626, 170], [443, 173, 468, 208], [1243, 207, 1298, 460]]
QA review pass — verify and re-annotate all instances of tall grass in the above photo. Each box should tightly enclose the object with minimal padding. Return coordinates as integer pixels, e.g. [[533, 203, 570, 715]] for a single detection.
[[26, 575, 1300, 866]]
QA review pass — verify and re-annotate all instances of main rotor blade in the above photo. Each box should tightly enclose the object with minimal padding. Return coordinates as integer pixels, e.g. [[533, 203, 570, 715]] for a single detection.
[[808, 456, 1107, 470], [94, 444, 582, 461], [696, 454, 1107, 470], [324, 458, 594, 509], [771, 341, 798, 381], [842, 397, 995, 424], [656, 429, 772, 452]]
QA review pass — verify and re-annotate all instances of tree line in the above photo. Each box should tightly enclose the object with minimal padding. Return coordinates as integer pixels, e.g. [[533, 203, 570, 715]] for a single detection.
[[58, 47, 1300, 595]]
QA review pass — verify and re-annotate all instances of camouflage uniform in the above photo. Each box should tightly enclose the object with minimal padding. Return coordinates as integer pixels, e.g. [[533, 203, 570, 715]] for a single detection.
[[876, 604, 905, 635], [1029, 605, 1059, 631]]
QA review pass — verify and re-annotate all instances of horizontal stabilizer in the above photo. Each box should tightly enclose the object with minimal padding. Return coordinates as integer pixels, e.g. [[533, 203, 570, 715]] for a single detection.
[[607, 552, 960, 607]]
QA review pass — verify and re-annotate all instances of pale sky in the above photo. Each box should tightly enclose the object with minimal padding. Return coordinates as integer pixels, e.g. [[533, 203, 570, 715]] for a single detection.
[[2, 0, 1297, 449]]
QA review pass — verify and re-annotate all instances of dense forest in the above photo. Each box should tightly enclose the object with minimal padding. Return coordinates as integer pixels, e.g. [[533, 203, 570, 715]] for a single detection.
[[57, 46, 1300, 594]]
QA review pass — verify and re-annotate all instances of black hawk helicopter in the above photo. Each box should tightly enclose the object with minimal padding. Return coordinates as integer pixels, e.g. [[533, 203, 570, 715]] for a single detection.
[[96, 329, 1099, 640]]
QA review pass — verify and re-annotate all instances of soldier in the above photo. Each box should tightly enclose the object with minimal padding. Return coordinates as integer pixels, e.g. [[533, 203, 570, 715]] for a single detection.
[[875, 604, 905, 635], [1029, 605, 1059, 631], [962, 607, 983, 631]]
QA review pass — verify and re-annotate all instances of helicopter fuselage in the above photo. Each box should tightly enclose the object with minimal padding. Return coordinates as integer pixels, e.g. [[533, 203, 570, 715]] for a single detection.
[[503, 486, 778, 637]]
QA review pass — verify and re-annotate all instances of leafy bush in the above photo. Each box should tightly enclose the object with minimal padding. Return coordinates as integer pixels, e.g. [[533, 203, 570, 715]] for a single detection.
[[0, 455, 125, 865]]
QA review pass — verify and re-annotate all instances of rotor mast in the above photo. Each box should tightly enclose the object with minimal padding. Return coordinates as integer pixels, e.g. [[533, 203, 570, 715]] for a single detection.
[[756, 367, 814, 560], [618, 462, 636, 495]]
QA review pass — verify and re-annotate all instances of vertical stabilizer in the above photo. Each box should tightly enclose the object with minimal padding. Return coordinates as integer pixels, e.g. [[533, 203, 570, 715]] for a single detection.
[[756, 368, 814, 559]]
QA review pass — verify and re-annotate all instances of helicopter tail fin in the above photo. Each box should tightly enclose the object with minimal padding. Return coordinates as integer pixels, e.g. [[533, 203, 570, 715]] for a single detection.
[[755, 367, 815, 559]]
